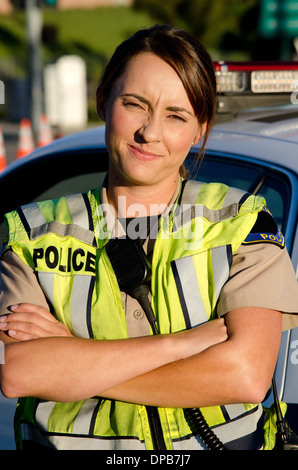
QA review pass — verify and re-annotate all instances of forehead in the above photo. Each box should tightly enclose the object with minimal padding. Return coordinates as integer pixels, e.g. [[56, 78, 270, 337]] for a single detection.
[[113, 52, 188, 98]]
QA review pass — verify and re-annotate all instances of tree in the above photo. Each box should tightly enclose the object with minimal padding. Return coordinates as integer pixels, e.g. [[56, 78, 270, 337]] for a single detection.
[[134, 0, 262, 59]]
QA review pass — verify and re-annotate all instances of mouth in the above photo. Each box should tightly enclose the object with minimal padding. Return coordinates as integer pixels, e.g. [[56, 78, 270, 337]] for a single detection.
[[129, 145, 162, 161]]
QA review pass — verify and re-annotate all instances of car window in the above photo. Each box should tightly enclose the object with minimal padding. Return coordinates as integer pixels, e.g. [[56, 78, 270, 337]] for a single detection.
[[0, 170, 107, 243], [32, 172, 106, 202], [186, 152, 291, 232], [187, 155, 261, 192], [255, 175, 290, 230], [0, 150, 109, 243]]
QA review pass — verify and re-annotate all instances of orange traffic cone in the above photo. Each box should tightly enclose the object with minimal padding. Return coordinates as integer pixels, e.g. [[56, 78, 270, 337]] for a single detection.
[[37, 113, 53, 147], [0, 125, 7, 172], [16, 118, 35, 159]]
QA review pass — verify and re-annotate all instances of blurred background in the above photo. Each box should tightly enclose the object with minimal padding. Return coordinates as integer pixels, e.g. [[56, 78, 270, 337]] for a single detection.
[[0, 0, 298, 450]]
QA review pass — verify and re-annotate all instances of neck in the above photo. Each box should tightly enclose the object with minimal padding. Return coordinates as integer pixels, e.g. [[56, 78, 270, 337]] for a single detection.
[[106, 175, 180, 218]]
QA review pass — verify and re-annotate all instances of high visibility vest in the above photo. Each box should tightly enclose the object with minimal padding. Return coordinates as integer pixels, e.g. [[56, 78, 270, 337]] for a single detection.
[[5, 180, 269, 450]]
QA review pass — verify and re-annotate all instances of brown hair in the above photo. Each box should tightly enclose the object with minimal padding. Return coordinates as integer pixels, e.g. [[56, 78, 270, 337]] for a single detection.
[[96, 24, 217, 177]]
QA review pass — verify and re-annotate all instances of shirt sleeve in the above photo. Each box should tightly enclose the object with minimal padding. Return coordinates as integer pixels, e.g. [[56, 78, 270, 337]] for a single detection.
[[217, 242, 298, 331], [0, 249, 50, 315]]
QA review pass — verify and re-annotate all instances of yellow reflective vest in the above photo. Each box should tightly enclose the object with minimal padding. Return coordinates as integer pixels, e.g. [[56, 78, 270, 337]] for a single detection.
[[4, 179, 270, 450]]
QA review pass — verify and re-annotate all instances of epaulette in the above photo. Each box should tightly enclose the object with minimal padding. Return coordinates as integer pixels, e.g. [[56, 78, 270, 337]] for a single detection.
[[243, 207, 285, 249]]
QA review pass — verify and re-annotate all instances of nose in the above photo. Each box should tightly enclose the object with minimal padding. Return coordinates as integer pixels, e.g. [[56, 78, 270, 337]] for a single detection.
[[137, 114, 162, 143]]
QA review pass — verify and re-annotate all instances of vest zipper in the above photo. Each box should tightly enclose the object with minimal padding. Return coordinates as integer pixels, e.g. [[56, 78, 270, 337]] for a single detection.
[[146, 405, 167, 450]]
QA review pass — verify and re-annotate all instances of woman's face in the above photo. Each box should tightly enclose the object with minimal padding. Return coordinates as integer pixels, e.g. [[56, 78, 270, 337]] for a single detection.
[[104, 52, 203, 191]]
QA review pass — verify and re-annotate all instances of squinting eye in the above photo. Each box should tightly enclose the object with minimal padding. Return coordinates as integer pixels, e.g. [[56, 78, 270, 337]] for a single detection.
[[169, 115, 187, 123], [122, 101, 143, 110]]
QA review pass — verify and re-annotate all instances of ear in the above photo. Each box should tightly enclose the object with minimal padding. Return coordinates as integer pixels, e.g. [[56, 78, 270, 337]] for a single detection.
[[98, 109, 105, 121], [192, 122, 207, 145]]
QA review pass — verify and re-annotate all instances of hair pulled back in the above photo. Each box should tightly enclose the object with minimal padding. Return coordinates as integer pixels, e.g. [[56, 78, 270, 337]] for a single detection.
[[96, 25, 217, 173]]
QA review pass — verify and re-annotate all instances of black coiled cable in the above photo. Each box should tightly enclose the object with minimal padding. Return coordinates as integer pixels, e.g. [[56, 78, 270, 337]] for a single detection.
[[184, 408, 226, 450]]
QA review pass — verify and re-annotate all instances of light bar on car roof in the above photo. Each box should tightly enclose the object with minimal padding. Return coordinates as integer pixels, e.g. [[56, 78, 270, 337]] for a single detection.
[[214, 61, 298, 94]]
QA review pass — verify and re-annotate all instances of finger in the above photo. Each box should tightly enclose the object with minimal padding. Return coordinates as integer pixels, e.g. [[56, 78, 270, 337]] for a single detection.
[[9, 303, 57, 322], [7, 329, 38, 342], [0, 313, 73, 340], [2, 312, 56, 334], [1, 318, 51, 340], [0, 320, 43, 340], [5, 319, 71, 341]]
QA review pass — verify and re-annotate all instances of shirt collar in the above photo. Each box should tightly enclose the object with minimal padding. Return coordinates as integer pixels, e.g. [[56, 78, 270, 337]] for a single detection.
[[99, 174, 182, 241]]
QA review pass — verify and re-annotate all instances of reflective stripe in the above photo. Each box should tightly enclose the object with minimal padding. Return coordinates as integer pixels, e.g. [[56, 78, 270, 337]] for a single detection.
[[22, 404, 262, 451], [171, 245, 232, 328], [48, 435, 146, 450], [21, 421, 146, 450], [172, 204, 202, 232], [66, 194, 91, 231], [37, 272, 55, 305], [214, 404, 264, 449], [172, 203, 239, 232], [21, 202, 46, 230], [172, 181, 250, 232], [18, 194, 96, 247], [172, 436, 206, 450], [181, 180, 248, 208], [211, 245, 232, 298], [179, 180, 204, 206], [72, 398, 101, 435], [222, 404, 247, 420], [171, 256, 207, 327], [70, 275, 94, 338], [172, 405, 263, 450], [202, 204, 239, 223], [37, 272, 94, 338], [31, 221, 96, 246], [35, 401, 56, 433], [222, 186, 248, 208]]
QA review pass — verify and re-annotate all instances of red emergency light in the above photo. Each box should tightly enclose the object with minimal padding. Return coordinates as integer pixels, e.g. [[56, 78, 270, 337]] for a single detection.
[[214, 61, 298, 94]]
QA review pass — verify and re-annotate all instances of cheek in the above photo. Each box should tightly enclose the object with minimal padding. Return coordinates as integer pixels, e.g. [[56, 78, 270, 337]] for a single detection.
[[107, 106, 125, 137], [166, 129, 193, 157], [107, 107, 139, 144]]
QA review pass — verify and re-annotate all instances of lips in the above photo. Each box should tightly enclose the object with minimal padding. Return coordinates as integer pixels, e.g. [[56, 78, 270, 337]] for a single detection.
[[129, 145, 162, 160]]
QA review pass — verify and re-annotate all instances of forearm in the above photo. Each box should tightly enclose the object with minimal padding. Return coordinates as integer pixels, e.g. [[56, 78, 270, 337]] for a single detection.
[[0, 305, 228, 402], [102, 307, 282, 408], [101, 341, 251, 408], [0, 333, 186, 402]]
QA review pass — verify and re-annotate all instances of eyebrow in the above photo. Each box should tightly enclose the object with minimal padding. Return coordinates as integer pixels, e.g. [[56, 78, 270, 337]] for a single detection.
[[120, 93, 194, 116]]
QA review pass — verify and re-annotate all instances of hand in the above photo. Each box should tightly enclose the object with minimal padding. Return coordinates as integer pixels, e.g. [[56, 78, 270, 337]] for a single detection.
[[0, 303, 73, 341], [175, 318, 228, 359]]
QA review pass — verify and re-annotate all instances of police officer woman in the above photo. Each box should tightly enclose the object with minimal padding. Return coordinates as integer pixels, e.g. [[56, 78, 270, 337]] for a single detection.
[[1, 25, 298, 450]]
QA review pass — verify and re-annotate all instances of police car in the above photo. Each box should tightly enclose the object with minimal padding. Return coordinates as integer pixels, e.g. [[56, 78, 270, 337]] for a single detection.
[[0, 61, 298, 449]]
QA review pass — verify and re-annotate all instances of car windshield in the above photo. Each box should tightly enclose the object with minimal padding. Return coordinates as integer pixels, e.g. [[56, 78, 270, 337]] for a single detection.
[[186, 152, 291, 232]]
